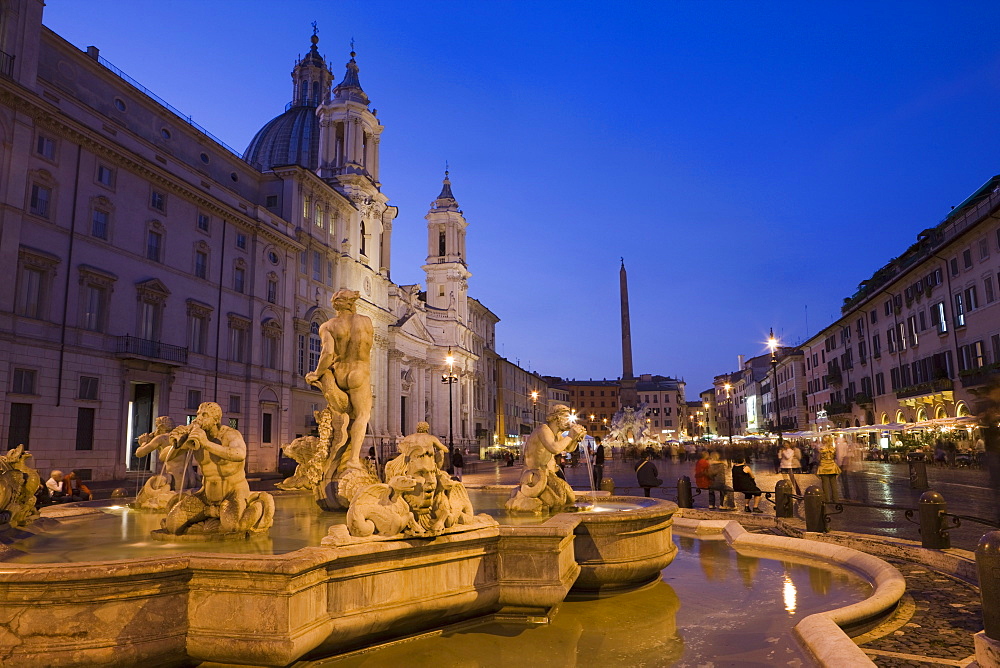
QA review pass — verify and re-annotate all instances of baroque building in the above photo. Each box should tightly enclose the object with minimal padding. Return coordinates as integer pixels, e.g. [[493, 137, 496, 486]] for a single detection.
[[0, 1, 497, 479]]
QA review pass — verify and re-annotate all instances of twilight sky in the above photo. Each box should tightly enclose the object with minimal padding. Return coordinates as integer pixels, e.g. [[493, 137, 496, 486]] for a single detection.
[[43, 1, 1000, 395]]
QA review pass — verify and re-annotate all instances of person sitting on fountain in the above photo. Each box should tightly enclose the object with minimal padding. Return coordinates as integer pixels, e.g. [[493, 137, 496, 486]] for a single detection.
[[61, 470, 92, 502], [506, 404, 586, 513], [45, 470, 68, 502], [161, 402, 273, 535]]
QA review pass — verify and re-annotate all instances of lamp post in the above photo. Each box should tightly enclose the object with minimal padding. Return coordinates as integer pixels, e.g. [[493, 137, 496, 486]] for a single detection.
[[441, 348, 458, 473], [703, 402, 711, 436], [530, 390, 539, 426], [768, 328, 783, 451], [724, 382, 734, 449]]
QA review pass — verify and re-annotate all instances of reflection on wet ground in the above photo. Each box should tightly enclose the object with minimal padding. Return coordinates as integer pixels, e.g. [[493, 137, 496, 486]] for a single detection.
[[321, 533, 872, 668]]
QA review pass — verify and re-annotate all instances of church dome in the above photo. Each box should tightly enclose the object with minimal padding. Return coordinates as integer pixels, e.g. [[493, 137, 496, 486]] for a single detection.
[[244, 104, 319, 171]]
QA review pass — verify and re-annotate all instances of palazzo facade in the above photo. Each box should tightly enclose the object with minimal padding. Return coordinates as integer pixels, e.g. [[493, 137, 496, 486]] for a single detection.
[[0, 0, 496, 479]]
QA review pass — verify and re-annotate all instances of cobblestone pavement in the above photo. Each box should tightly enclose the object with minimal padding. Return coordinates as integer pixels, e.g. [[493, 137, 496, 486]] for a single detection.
[[855, 559, 982, 667], [464, 456, 1000, 550]]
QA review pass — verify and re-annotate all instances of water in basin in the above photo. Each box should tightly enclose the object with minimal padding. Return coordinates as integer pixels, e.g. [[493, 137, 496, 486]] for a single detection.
[[318, 531, 872, 667]]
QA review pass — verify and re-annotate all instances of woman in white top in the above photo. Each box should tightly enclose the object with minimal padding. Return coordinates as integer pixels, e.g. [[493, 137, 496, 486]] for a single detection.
[[778, 444, 802, 495]]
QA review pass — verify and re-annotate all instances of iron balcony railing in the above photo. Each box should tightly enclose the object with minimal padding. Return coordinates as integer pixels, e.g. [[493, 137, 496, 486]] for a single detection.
[[896, 377, 953, 399], [114, 335, 188, 364], [0, 49, 14, 79]]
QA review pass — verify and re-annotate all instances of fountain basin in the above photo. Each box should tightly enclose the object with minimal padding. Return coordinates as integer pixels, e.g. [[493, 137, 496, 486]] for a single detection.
[[0, 493, 677, 667]]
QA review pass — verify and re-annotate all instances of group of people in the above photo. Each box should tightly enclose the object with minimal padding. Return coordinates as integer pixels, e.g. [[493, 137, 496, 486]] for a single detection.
[[39, 469, 92, 505]]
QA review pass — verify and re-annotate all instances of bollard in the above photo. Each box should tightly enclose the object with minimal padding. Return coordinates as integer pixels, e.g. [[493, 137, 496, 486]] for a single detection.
[[677, 475, 693, 509], [804, 486, 827, 533], [977, 531, 1000, 640], [599, 477, 615, 494], [918, 490, 950, 549], [909, 459, 929, 490], [774, 479, 794, 518]]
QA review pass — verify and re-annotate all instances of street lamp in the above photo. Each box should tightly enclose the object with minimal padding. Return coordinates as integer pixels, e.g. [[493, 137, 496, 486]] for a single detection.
[[530, 390, 539, 425], [441, 348, 458, 473], [724, 382, 734, 449], [768, 328, 783, 451], [703, 402, 711, 436]]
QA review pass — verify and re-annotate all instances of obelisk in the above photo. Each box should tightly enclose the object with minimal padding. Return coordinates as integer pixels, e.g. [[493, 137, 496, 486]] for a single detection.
[[618, 259, 638, 408]]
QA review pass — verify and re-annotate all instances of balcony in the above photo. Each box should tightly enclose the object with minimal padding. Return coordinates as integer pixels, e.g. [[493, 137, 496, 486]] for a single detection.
[[960, 365, 1000, 389], [824, 401, 853, 416], [113, 335, 188, 365], [854, 393, 873, 406], [896, 378, 953, 406], [0, 49, 13, 79], [825, 370, 842, 386]]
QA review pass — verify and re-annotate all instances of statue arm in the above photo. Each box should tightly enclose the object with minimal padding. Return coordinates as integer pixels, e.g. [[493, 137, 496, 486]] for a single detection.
[[189, 427, 247, 462], [306, 327, 337, 380]]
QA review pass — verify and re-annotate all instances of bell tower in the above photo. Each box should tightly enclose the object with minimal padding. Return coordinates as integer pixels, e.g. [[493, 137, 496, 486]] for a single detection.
[[422, 171, 471, 322], [290, 24, 333, 108]]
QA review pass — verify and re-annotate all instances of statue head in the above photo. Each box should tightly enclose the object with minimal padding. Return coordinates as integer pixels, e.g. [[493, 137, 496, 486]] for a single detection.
[[155, 416, 176, 432], [546, 404, 572, 430], [401, 446, 438, 511], [416, 421, 430, 433], [195, 402, 224, 429], [331, 289, 360, 313]]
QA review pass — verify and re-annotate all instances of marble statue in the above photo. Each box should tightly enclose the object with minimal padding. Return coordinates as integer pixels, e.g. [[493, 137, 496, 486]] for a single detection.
[[134, 416, 196, 510], [305, 289, 379, 509], [506, 404, 586, 514], [275, 433, 327, 491], [154, 402, 274, 539], [346, 475, 424, 537], [325, 422, 494, 543], [0, 445, 40, 528]]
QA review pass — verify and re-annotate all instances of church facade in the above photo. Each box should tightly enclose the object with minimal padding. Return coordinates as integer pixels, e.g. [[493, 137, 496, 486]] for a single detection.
[[0, 0, 496, 479]]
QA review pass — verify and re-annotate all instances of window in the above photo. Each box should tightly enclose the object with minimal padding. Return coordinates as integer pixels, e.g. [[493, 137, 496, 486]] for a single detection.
[[191, 249, 207, 279], [963, 249, 973, 269], [314, 204, 323, 228], [75, 408, 95, 450], [299, 251, 307, 275], [965, 286, 979, 311], [228, 418, 239, 430], [97, 164, 115, 187], [980, 239, 990, 261], [81, 283, 108, 332], [187, 389, 202, 410], [186, 300, 211, 355], [16, 247, 59, 320], [931, 301, 947, 333], [312, 250, 321, 281], [360, 221, 367, 256], [228, 395, 242, 414], [262, 413, 273, 444], [135, 279, 168, 341], [265, 195, 278, 208], [266, 278, 277, 304], [987, 276, 996, 304], [36, 134, 55, 160], [234, 265, 246, 293], [12, 368, 36, 394], [150, 189, 165, 212], [308, 321, 321, 372], [907, 315, 918, 347], [146, 230, 163, 262], [870, 309, 878, 325], [229, 316, 249, 363], [29, 183, 51, 218], [951, 258, 959, 276], [79, 375, 99, 400], [439, 230, 446, 257], [7, 403, 32, 450], [886, 327, 896, 353], [91, 209, 109, 239], [236, 232, 247, 250], [954, 292, 966, 327], [197, 213, 210, 232]]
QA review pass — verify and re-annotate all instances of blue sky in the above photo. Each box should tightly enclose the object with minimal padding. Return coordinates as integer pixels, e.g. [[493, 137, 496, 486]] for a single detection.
[[43, 1, 1000, 394]]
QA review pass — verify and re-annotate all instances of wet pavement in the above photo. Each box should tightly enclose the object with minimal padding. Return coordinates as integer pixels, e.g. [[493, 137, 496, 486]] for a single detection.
[[463, 456, 999, 551]]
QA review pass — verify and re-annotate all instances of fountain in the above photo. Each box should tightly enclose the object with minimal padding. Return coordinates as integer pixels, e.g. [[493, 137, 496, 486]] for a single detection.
[[0, 287, 910, 667]]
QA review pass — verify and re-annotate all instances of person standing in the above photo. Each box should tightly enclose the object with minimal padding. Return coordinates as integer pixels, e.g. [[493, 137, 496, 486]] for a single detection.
[[732, 452, 763, 513], [815, 436, 840, 502], [592, 443, 605, 487], [451, 448, 464, 481], [635, 454, 662, 497], [708, 451, 735, 510], [694, 451, 713, 507], [778, 443, 802, 495]]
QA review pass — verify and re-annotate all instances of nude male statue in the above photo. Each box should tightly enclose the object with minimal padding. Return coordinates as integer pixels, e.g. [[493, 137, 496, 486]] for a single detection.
[[304, 289, 374, 469], [135, 416, 195, 490], [507, 403, 586, 513], [161, 402, 272, 534]]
